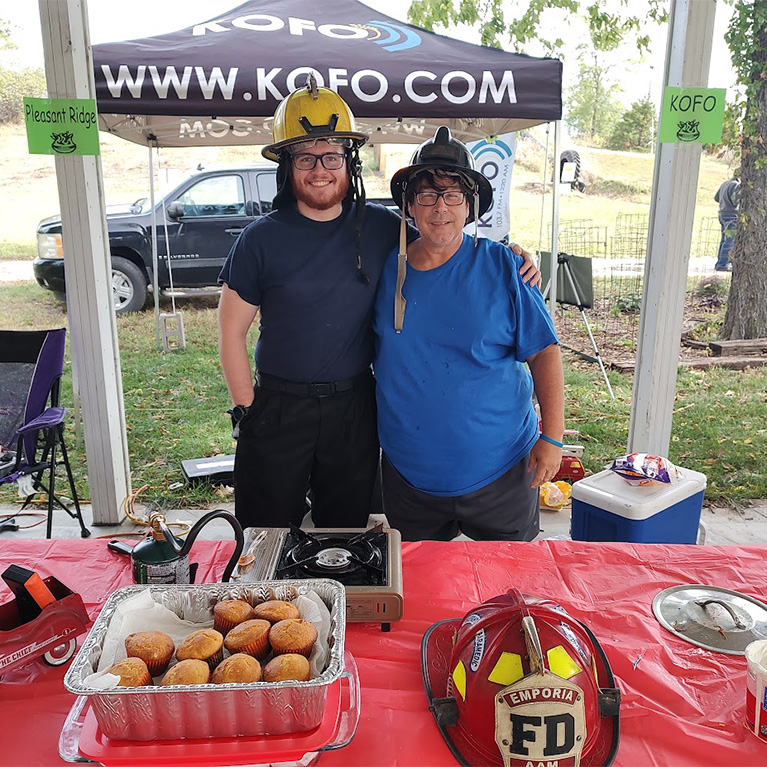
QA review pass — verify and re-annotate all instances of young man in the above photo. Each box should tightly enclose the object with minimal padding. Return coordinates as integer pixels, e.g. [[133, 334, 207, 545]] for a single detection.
[[219, 81, 540, 530], [374, 127, 564, 542]]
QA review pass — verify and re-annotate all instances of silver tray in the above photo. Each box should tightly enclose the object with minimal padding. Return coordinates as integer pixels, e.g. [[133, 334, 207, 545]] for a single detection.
[[63, 580, 346, 741]]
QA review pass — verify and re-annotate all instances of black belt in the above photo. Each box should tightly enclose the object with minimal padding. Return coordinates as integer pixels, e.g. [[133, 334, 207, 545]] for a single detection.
[[256, 370, 371, 398]]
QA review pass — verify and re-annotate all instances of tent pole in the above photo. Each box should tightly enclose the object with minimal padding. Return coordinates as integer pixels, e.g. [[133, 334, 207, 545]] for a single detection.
[[537, 123, 550, 255], [149, 145, 160, 350], [549, 121, 561, 318]]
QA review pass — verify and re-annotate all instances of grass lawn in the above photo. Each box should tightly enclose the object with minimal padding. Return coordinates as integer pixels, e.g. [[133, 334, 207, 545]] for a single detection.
[[1, 282, 765, 510]]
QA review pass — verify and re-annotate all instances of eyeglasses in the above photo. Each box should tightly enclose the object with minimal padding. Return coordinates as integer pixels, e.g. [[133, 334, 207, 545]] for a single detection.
[[291, 152, 346, 171], [415, 190, 466, 206]]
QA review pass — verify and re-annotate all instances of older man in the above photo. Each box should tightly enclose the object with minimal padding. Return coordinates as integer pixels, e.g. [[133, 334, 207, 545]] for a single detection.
[[373, 127, 564, 542]]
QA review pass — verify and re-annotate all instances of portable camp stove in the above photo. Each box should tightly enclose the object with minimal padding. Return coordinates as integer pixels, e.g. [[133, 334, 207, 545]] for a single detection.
[[235, 524, 403, 630]]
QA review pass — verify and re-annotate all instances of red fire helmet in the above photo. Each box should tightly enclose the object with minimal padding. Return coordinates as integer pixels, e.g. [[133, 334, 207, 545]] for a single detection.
[[421, 589, 620, 767]]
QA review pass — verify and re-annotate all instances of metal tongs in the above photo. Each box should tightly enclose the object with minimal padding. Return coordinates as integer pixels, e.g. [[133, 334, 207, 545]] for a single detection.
[[234, 529, 268, 576]]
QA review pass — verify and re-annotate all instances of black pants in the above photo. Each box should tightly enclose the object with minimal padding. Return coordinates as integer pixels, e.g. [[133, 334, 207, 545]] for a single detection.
[[381, 454, 539, 542], [233, 373, 378, 529]]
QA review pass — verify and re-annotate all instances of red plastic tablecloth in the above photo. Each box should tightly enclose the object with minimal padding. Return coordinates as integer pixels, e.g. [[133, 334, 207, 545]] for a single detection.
[[1, 538, 765, 767]]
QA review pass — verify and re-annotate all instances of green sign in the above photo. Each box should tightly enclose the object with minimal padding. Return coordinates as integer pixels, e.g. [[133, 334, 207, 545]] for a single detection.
[[24, 97, 100, 156], [659, 87, 726, 144]]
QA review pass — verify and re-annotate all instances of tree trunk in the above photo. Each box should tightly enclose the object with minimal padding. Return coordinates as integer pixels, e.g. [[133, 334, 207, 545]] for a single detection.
[[721, 3, 767, 340]]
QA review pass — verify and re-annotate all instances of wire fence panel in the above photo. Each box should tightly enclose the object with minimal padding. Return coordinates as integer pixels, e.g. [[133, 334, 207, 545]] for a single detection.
[[547, 216, 727, 366]]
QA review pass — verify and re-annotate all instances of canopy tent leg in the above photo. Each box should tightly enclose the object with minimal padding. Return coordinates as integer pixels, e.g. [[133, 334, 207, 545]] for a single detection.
[[149, 145, 161, 350], [549, 121, 561, 319]]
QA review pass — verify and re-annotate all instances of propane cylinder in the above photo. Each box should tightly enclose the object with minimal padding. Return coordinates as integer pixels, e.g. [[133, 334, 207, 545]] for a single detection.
[[131, 513, 191, 584]]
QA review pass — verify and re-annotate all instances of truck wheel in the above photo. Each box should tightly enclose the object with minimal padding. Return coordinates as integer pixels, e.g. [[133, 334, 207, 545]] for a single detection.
[[43, 638, 78, 666], [111, 256, 147, 314]]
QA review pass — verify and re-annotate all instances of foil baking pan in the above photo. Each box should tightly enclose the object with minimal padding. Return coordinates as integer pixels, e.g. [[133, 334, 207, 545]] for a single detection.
[[63, 580, 346, 741]]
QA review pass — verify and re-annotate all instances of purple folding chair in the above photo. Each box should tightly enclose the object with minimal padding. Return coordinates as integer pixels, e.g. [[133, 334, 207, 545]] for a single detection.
[[0, 328, 90, 538]]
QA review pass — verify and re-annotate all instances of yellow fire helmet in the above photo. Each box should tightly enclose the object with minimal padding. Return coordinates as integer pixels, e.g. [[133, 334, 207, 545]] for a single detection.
[[262, 75, 369, 161]]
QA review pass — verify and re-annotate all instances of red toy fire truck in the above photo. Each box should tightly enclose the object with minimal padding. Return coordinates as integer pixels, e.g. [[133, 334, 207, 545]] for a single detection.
[[0, 569, 90, 676]]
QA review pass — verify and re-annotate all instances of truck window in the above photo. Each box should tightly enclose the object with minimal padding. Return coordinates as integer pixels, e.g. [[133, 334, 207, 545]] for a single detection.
[[255, 173, 278, 214], [176, 175, 246, 217]]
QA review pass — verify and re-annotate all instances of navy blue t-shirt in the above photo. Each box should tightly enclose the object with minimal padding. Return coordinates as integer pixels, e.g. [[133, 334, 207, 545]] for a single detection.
[[219, 201, 406, 382]]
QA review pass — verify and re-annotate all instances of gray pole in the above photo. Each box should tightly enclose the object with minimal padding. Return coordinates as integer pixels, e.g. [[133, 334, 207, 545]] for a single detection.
[[38, 0, 131, 523], [628, 0, 716, 454]]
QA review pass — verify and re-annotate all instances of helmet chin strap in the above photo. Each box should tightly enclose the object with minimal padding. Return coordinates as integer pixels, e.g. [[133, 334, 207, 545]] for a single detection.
[[473, 187, 479, 246], [394, 183, 408, 333]]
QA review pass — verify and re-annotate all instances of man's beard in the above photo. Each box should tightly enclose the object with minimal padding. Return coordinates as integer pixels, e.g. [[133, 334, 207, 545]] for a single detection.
[[292, 173, 350, 211]]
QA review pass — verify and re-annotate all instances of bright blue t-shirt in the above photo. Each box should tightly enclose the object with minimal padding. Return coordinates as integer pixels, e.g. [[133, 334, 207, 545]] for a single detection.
[[373, 235, 558, 496]]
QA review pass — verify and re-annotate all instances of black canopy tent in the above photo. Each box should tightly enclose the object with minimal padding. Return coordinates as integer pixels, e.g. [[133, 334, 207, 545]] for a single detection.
[[90, 0, 565, 333], [92, 0, 562, 147]]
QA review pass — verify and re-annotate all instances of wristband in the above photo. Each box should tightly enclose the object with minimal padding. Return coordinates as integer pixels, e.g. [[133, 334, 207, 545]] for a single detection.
[[539, 434, 564, 448]]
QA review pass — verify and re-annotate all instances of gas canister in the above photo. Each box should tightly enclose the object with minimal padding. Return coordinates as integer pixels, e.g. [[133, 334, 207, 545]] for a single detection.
[[131, 514, 190, 584]]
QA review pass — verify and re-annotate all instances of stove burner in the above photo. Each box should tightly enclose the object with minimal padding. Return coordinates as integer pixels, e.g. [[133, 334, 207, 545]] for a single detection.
[[275, 527, 388, 586], [316, 547, 353, 569]]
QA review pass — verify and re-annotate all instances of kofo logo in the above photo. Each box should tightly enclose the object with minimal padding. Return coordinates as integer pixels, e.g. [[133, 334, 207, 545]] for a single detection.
[[470, 138, 514, 176], [354, 20, 422, 52]]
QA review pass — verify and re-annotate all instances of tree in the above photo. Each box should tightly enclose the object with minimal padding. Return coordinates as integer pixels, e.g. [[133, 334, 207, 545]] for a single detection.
[[566, 58, 623, 142], [607, 98, 654, 153], [0, 19, 15, 50], [407, 1, 666, 52], [721, 1, 767, 340], [0, 66, 46, 122]]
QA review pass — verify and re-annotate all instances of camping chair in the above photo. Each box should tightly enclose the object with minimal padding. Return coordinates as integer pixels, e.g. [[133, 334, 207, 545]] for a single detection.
[[0, 328, 90, 538]]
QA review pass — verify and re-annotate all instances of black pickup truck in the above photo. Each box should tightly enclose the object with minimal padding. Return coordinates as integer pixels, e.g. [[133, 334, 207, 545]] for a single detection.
[[34, 165, 395, 314]]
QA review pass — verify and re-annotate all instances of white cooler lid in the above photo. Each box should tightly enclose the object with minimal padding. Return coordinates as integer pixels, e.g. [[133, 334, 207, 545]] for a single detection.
[[571, 466, 707, 519]]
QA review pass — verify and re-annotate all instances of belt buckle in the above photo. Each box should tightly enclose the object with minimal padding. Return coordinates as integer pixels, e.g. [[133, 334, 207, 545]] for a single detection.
[[309, 382, 334, 397]]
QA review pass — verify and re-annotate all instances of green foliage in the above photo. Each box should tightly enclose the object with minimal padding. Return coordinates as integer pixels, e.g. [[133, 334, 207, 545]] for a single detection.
[[611, 294, 642, 315], [705, 97, 744, 157], [0, 65, 46, 122], [565, 61, 623, 141], [0, 18, 15, 50], [607, 98, 654, 153], [407, 0, 667, 52], [725, 1, 767, 140]]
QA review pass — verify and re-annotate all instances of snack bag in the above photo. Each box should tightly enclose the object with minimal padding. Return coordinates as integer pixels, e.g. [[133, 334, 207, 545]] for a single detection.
[[609, 453, 681, 486], [540, 481, 573, 509]]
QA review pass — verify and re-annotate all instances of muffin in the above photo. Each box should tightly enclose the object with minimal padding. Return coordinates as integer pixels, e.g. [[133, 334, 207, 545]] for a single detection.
[[160, 658, 210, 686], [175, 628, 224, 670], [124, 630, 175, 676], [213, 598, 255, 634], [269, 619, 318, 658], [211, 653, 262, 684], [253, 599, 301, 625], [263, 653, 311, 683], [106, 657, 152, 687], [223, 619, 271, 660]]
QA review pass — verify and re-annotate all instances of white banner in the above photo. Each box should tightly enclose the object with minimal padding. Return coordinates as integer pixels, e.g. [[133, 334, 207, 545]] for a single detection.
[[465, 133, 516, 242]]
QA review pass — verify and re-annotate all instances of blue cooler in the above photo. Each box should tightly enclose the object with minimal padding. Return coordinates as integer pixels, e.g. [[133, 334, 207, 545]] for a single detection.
[[570, 467, 706, 543]]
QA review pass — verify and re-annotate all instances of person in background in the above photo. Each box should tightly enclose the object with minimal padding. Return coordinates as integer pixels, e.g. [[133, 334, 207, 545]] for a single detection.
[[373, 127, 564, 542], [218, 79, 541, 531], [714, 169, 740, 272]]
